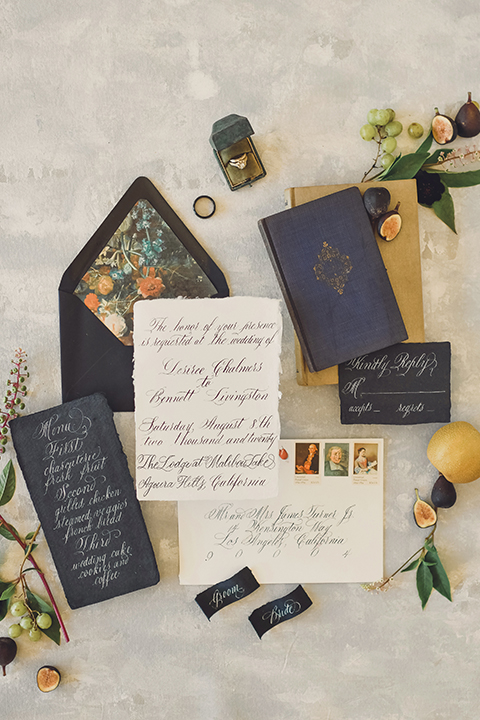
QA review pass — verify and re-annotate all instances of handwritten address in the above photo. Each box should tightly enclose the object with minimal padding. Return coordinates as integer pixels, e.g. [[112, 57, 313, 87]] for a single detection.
[[178, 439, 384, 585]]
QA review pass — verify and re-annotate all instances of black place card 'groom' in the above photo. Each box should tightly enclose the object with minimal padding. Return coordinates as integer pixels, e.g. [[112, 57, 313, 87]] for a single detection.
[[338, 342, 451, 425], [195, 567, 260, 619], [10, 393, 159, 609]]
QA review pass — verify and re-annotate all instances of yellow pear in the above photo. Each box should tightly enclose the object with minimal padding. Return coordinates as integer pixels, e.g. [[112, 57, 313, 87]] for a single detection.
[[427, 421, 480, 484]]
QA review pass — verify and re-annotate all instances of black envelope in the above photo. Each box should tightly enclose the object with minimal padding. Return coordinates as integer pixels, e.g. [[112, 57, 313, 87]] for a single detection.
[[59, 177, 229, 411]]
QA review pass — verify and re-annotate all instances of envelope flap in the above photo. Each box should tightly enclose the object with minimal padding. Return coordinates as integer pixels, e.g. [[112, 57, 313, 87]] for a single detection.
[[59, 289, 134, 410], [59, 177, 229, 411], [60, 176, 229, 296]]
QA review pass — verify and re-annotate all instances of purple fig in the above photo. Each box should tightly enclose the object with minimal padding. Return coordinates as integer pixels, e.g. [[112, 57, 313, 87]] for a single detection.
[[0, 637, 17, 676], [431, 474, 457, 509], [455, 92, 480, 138], [363, 186, 391, 219]]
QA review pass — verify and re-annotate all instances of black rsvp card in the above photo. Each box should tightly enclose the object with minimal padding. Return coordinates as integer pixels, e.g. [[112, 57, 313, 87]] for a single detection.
[[338, 342, 451, 425], [11, 393, 159, 609]]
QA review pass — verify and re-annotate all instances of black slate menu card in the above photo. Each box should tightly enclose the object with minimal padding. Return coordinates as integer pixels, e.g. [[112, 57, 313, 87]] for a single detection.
[[338, 342, 451, 425], [10, 393, 159, 609]]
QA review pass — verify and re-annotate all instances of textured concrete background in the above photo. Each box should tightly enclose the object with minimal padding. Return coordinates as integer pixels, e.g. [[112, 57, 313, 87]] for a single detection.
[[2, 1, 480, 718]]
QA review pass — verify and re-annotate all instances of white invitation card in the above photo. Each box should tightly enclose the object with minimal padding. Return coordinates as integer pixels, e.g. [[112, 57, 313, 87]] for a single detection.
[[133, 297, 282, 500]]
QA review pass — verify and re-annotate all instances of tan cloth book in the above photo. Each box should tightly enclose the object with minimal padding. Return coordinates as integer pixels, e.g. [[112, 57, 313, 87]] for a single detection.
[[285, 179, 425, 386]]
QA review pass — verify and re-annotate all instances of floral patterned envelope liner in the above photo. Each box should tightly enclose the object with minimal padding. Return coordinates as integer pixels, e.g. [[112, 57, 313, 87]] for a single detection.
[[74, 199, 217, 345]]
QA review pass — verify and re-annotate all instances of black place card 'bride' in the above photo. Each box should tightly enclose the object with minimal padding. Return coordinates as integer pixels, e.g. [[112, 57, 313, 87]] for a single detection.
[[10, 393, 159, 609], [249, 585, 312, 638]]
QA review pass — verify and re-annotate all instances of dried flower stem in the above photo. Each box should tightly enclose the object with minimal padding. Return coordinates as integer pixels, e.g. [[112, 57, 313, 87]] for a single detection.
[[0, 350, 28, 454], [372, 526, 437, 591], [0, 515, 69, 643], [425, 146, 480, 172]]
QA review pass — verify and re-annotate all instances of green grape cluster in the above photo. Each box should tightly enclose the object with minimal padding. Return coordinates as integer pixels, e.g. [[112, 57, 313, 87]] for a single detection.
[[360, 108, 404, 170], [8, 600, 52, 642]]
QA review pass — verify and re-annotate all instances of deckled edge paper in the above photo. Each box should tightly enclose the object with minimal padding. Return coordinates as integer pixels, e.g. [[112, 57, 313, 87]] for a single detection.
[[195, 566, 260, 619], [249, 585, 312, 638], [133, 296, 282, 500]]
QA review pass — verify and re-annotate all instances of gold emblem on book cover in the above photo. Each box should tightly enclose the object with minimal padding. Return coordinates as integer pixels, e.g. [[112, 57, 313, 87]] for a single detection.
[[313, 242, 353, 295]]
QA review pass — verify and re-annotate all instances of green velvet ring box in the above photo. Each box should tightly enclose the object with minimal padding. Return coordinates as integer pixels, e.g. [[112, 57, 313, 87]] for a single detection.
[[209, 113, 266, 191]]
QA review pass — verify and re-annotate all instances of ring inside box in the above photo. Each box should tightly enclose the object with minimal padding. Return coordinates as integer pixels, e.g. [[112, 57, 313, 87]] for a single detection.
[[218, 138, 263, 188]]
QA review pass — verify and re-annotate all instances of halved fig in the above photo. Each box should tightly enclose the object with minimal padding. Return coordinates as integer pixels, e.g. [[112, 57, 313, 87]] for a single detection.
[[455, 92, 480, 138], [377, 201, 402, 242], [37, 665, 61, 692], [432, 107, 457, 145], [413, 489, 437, 528]]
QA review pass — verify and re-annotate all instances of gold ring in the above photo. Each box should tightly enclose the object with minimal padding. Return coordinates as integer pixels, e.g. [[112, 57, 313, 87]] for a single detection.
[[228, 153, 248, 170]]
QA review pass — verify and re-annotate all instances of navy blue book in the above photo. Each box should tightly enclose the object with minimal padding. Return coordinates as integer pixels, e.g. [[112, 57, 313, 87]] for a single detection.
[[258, 187, 408, 373]]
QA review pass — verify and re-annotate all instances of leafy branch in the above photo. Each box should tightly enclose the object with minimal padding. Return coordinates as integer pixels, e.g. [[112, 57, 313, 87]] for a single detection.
[[0, 351, 69, 645], [363, 502, 452, 610], [362, 119, 480, 234]]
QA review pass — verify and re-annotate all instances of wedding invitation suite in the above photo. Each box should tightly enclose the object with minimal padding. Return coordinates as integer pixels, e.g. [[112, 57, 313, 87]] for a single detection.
[[133, 297, 282, 500], [178, 438, 383, 585]]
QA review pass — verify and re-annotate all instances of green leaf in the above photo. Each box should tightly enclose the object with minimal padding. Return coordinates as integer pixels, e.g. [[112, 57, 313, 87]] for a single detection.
[[377, 152, 403, 179], [431, 184, 456, 233], [425, 547, 452, 602], [24, 533, 38, 554], [401, 557, 422, 573], [0, 580, 12, 621], [439, 168, 480, 187], [0, 460, 16, 506], [26, 588, 61, 645], [381, 152, 430, 181], [0, 521, 18, 542], [0, 582, 16, 601], [416, 560, 434, 609], [416, 130, 433, 154]]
